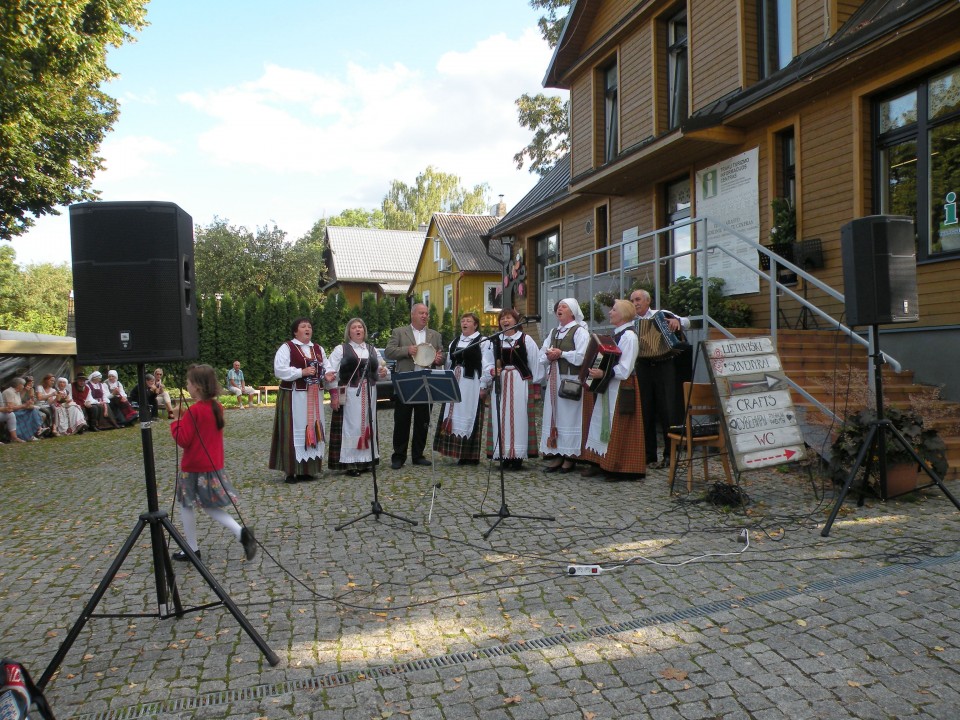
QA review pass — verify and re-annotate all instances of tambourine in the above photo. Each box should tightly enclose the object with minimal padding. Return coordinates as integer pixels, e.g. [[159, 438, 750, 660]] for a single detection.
[[413, 343, 437, 368]]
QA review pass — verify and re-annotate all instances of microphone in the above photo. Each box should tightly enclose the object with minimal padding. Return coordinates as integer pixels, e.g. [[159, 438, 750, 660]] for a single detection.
[[524, 315, 542, 323]]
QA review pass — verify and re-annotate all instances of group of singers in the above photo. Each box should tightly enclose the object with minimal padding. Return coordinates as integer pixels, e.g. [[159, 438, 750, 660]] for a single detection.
[[267, 294, 689, 484]]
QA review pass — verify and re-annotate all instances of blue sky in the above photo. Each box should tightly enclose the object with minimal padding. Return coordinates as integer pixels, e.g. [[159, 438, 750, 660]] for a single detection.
[[11, 0, 563, 266]]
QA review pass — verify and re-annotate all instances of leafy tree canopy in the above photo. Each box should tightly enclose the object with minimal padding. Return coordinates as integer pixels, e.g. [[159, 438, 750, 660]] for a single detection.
[[514, 0, 571, 177], [0, 245, 72, 334], [193, 218, 326, 301], [381, 166, 490, 230], [0, 0, 148, 240]]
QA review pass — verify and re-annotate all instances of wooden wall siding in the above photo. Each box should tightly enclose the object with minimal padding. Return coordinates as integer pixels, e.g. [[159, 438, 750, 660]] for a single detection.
[[570, 74, 595, 177], [457, 275, 502, 324], [834, 1, 863, 33], [740, 1, 759, 88], [690, 0, 741, 110], [796, 0, 827, 56], [619, 29, 655, 149], [584, 0, 639, 48]]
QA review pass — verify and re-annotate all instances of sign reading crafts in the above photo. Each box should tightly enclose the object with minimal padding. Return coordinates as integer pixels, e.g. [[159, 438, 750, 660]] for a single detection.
[[704, 337, 805, 471]]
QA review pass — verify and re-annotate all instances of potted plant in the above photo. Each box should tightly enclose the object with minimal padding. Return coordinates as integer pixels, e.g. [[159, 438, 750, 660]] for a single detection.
[[828, 406, 948, 495]]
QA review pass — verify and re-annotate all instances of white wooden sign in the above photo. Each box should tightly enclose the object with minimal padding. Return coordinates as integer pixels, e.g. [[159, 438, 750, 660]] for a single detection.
[[704, 337, 805, 472]]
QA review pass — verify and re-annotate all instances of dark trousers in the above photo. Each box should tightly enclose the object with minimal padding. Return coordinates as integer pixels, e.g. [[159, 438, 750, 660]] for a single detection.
[[392, 400, 432, 463], [637, 358, 682, 462]]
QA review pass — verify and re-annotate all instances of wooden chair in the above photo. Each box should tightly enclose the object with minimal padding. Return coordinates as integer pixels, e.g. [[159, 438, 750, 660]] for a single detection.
[[667, 382, 734, 492]]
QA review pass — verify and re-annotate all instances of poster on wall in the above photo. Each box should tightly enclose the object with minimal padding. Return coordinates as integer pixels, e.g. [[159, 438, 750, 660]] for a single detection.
[[695, 148, 760, 295]]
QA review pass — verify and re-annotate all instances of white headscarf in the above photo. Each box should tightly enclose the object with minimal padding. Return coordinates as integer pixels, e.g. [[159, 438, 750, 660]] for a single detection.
[[559, 297, 587, 329], [89, 371, 102, 381], [56, 377, 69, 389], [107, 370, 118, 380]]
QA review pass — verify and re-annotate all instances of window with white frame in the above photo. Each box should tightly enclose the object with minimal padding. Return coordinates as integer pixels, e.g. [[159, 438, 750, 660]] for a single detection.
[[444, 285, 453, 312], [483, 282, 502, 313], [422, 290, 430, 308]]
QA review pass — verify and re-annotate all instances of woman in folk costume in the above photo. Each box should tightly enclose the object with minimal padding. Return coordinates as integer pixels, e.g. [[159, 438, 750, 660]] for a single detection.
[[51, 377, 88, 435], [270, 317, 328, 484], [486, 308, 543, 470], [539, 298, 590, 473], [86, 371, 118, 428], [324, 318, 389, 477], [434, 312, 495, 465], [579, 299, 645, 480], [105, 369, 138, 426]]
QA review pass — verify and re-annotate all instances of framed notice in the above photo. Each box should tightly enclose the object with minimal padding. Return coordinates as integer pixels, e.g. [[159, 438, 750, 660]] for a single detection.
[[702, 337, 805, 472]]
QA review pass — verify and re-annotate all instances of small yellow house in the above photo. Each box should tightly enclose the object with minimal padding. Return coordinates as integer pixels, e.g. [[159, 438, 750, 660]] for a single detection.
[[409, 213, 504, 328]]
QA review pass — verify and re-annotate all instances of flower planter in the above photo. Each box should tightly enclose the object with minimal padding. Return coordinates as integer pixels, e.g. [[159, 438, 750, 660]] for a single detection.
[[883, 462, 921, 497]]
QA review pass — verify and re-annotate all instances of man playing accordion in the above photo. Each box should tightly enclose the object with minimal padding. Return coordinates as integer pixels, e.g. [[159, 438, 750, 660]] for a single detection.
[[630, 289, 691, 468]]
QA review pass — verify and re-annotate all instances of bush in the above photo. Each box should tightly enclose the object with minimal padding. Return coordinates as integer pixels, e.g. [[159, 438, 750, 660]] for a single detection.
[[665, 276, 752, 327]]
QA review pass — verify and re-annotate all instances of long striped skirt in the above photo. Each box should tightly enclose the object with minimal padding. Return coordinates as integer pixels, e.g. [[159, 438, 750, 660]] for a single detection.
[[434, 403, 485, 461], [580, 377, 646, 475], [269, 389, 323, 476], [485, 376, 539, 459]]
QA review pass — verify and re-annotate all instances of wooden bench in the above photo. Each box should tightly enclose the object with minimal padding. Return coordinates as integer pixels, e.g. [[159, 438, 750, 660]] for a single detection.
[[259, 385, 280, 405]]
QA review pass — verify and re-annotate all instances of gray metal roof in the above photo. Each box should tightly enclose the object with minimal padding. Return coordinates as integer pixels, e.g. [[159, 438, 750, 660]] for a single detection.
[[432, 213, 503, 273], [324, 227, 424, 285]]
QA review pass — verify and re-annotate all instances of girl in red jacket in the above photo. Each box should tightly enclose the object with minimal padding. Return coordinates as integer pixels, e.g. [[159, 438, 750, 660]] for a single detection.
[[169, 364, 256, 562]]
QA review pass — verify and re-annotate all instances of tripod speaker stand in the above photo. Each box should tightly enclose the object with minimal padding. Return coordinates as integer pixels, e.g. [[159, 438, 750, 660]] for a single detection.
[[474, 328, 554, 540], [821, 327, 960, 537], [39, 364, 278, 689]]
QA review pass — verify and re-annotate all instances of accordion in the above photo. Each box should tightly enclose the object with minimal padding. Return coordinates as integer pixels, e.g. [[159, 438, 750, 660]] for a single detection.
[[637, 311, 689, 360], [579, 334, 621, 393]]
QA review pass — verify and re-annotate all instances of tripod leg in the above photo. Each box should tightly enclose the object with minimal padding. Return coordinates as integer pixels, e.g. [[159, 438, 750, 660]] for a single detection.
[[38, 517, 149, 689], [160, 517, 280, 666], [822, 425, 878, 537]]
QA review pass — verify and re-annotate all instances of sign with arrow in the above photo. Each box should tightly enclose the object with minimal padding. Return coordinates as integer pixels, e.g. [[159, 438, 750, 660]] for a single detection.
[[703, 337, 805, 473]]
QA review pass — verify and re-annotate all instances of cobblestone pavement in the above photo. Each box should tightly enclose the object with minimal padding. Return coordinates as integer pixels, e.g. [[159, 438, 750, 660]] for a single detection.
[[2, 404, 960, 719]]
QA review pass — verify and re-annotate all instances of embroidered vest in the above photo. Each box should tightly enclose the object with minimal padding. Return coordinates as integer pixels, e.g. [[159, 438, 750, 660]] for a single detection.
[[551, 325, 581, 375], [493, 333, 532, 380], [338, 343, 380, 387], [449, 337, 483, 379], [279, 341, 324, 391]]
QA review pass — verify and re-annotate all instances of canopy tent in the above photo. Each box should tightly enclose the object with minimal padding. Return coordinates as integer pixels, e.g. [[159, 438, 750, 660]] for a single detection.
[[0, 330, 77, 386]]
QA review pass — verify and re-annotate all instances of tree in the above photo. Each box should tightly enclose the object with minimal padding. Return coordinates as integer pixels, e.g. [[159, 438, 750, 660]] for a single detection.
[[513, 0, 571, 176], [382, 166, 490, 230], [0, 0, 148, 240], [193, 218, 326, 301], [0, 246, 72, 334]]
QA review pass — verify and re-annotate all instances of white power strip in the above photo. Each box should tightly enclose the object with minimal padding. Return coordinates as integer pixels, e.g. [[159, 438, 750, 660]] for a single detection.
[[567, 564, 603, 576]]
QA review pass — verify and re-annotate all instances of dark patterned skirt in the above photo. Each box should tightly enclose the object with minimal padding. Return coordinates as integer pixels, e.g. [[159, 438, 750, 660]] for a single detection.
[[327, 406, 379, 470], [433, 403, 485, 461], [269, 389, 323, 476], [177, 468, 238, 509], [580, 377, 646, 475]]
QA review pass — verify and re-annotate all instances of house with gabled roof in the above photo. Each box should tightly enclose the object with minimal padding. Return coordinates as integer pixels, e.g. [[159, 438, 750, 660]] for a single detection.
[[409, 212, 505, 327], [322, 227, 425, 306]]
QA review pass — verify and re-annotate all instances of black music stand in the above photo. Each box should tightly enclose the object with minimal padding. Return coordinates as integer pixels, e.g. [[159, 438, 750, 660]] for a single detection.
[[392, 369, 460, 521], [473, 324, 555, 539]]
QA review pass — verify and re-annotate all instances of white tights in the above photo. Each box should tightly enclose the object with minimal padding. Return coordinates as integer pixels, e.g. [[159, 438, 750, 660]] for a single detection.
[[178, 504, 242, 552]]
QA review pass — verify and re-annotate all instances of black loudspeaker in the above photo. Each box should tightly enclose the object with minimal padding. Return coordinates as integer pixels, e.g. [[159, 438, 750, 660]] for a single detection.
[[70, 201, 198, 364], [840, 215, 919, 326]]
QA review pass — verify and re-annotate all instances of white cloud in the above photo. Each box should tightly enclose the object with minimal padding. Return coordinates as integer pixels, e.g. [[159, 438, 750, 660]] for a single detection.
[[99, 135, 177, 182]]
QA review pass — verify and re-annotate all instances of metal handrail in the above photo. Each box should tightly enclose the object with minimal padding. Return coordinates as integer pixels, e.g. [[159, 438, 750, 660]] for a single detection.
[[541, 214, 903, 423]]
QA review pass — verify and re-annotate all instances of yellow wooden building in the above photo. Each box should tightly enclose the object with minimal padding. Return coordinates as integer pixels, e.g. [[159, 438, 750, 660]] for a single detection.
[[409, 213, 504, 329], [322, 227, 424, 307]]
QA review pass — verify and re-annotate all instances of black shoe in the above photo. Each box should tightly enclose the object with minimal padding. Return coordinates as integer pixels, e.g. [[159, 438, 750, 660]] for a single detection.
[[284, 475, 299, 484], [346, 468, 361, 477], [295, 474, 317, 482], [390, 459, 404, 469], [240, 527, 257, 561], [412, 458, 432, 466], [173, 549, 200, 562]]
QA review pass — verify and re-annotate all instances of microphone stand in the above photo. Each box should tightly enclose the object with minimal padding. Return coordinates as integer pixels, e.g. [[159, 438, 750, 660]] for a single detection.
[[473, 320, 554, 539], [337, 357, 417, 530]]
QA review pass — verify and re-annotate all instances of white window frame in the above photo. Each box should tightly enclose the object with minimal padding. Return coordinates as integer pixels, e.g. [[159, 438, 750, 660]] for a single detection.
[[483, 282, 502, 313]]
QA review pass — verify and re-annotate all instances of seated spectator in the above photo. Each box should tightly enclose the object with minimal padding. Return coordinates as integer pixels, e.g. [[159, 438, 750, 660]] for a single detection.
[[226, 360, 259, 408], [129, 373, 161, 419], [35, 374, 58, 433], [72, 373, 104, 431], [105, 369, 138, 426], [51, 377, 87, 435], [152, 368, 174, 418], [1, 377, 43, 442], [86, 371, 118, 429]]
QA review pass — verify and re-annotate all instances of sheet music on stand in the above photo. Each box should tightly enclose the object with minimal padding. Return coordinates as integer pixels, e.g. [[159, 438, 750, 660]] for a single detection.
[[392, 370, 460, 521]]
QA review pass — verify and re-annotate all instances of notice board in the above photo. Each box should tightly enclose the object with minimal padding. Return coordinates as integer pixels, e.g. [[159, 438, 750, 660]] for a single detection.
[[703, 337, 805, 472]]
